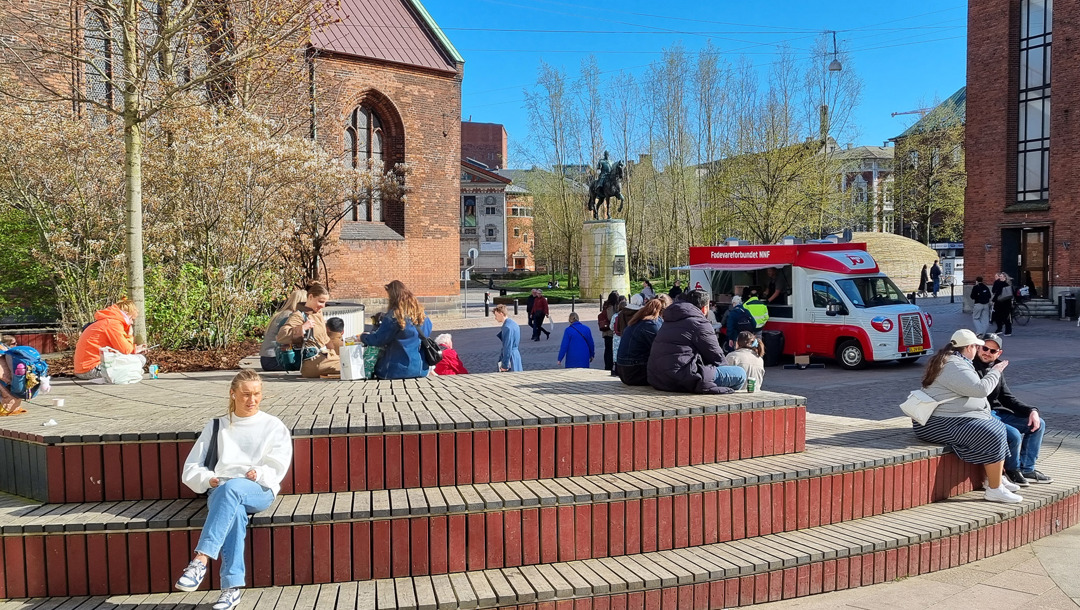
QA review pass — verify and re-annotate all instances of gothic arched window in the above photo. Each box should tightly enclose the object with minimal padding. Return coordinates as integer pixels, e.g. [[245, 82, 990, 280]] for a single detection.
[[344, 106, 386, 221]]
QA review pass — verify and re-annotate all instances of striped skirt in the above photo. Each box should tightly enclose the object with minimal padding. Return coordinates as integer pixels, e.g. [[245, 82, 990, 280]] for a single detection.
[[913, 415, 1010, 464]]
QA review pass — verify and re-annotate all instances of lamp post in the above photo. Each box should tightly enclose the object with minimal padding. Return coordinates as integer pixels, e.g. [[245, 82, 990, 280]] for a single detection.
[[827, 31, 843, 72]]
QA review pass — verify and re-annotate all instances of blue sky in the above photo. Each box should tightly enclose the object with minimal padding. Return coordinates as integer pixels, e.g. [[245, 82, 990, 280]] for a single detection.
[[420, 0, 967, 167]]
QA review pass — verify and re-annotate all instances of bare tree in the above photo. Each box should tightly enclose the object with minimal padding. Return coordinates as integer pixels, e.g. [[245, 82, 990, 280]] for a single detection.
[[0, 0, 333, 340], [524, 61, 585, 288]]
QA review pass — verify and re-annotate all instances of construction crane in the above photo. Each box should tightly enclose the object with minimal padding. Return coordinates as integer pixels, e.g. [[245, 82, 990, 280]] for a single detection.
[[891, 107, 933, 118]]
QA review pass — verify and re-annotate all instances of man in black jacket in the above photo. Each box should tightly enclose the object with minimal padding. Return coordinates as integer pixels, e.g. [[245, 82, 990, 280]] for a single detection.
[[970, 276, 992, 335], [974, 333, 1052, 486], [647, 289, 745, 394]]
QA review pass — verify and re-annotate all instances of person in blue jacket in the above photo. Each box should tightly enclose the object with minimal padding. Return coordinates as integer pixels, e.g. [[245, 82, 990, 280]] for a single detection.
[[493, 304, 522, 371], [361, 280, 433, 379], [557, 312, 594, 368]]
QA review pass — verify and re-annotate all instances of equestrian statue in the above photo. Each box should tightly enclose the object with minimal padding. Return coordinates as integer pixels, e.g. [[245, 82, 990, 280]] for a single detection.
[[587, 151, 625, 220]]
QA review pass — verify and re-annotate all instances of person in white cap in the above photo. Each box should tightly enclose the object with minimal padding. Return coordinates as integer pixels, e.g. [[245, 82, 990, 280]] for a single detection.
[[913, 329, 1019, 503]]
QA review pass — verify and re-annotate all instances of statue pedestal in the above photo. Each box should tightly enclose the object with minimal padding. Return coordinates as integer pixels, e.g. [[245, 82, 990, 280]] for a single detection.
[[579, 219, 631, 301]]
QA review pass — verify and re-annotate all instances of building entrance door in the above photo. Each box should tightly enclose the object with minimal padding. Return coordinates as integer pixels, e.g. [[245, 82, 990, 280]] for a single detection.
[[1020, 228, 1049, 297]]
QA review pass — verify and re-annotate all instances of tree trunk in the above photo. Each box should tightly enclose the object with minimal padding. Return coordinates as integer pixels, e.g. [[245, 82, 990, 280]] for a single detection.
[[123, 0, 146, 343]]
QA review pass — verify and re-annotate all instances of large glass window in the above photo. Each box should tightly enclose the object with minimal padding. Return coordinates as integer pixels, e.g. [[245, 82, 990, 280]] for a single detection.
[[84, 9, 115, 109], [836, 277, 909, 309], [1017, 0, 1052, 202]]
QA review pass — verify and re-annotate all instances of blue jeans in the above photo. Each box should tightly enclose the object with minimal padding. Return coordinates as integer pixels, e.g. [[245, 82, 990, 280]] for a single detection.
[[932, 278, 940, 295], [195, 478, 275, 590], [713, 365, 748, 390], [992, 411, 1046, 472]]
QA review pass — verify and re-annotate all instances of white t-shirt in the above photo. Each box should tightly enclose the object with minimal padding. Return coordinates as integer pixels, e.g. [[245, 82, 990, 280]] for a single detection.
[[182, 410, 293, 495]]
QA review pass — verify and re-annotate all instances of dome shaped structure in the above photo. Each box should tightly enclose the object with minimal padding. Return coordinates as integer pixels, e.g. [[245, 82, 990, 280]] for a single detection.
[[850, 232, 938, 293]]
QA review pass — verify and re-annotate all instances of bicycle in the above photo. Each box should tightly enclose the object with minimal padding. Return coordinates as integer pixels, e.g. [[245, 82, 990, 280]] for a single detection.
[[1012, 299, 1031, 326]]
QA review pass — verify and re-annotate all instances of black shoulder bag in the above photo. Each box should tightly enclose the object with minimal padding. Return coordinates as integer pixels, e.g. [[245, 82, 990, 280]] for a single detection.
[[204, 418, 221, 471], [417, 325, 444, 366]]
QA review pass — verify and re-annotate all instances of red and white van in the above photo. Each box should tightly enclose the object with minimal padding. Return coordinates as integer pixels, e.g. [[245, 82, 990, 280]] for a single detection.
[[688, 242, 933, 369]]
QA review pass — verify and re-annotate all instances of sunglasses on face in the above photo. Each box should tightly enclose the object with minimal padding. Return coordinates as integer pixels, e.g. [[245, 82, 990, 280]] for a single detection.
[[979, 346, 1001, 355]]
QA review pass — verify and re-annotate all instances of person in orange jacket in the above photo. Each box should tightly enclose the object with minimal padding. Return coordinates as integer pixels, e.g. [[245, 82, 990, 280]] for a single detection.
[[74, 298, 147, 379]]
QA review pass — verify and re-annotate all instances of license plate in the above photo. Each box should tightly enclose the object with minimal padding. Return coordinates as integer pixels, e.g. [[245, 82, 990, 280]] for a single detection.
[[907, 346, 925, 354]]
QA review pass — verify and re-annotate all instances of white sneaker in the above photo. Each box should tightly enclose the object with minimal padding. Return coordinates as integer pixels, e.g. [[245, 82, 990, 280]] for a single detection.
[[984, 485, 1023, 504], [985, 478, 1020, 493]]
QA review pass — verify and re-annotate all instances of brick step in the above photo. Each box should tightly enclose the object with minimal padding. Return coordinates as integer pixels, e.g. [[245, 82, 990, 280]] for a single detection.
[[5, 434, 1079, 608], [4, 393, 805, 504], [0, 425, 986, 596]]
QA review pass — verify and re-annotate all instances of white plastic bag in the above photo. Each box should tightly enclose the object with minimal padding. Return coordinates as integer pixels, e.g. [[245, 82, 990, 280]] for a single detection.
[[100, 347, 146, 385], [340, 343, 365, 381]]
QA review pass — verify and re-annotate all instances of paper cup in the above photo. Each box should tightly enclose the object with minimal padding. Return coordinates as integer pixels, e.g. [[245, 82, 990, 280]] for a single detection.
[[746, 379, 756, 393]]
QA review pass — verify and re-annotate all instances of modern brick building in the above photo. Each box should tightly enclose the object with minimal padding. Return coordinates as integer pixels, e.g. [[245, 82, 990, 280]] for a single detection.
[[966, 0, 1077, 300], [461, 121, 509, 170]]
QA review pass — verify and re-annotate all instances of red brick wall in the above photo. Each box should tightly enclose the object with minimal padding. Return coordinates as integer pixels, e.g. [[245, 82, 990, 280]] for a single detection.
[[461, 122, 508, 169], [505, 194, 535, 271], [315, 54, 463, 308], [965, 0, 1078, 294], [0, 0, 80, 103]]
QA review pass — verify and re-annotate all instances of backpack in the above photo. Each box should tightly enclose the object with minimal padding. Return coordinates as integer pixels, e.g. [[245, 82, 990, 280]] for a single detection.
[[732, 306, 757, 334], [598, 308, 611, 332], [2, 346, 49, 400]]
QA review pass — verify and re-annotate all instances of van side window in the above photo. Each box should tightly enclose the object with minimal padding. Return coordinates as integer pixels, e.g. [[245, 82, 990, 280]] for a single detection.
[[812, 282, 844, 308]]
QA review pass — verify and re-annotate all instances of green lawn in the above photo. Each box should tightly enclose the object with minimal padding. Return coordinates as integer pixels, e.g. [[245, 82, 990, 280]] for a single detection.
[[501, 274, 682, 300]]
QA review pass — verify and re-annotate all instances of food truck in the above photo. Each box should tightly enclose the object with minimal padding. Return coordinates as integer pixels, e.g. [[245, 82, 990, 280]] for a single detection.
[[688, 242, 933, 369]]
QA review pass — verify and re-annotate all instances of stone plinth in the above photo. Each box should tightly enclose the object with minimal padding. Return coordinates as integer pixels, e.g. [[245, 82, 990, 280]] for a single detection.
[[579, 219, 631, 300]]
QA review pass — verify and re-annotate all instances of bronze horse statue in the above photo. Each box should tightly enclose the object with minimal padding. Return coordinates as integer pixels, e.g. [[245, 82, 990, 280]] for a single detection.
[[587, 160, 625, 220]]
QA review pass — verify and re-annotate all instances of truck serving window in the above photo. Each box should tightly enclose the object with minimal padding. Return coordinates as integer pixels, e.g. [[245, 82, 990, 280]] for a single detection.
[[835, 277, 909, 308]]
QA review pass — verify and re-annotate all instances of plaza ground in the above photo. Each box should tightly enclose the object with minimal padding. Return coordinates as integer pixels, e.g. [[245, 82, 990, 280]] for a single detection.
[[431, 296, 1080, 609]]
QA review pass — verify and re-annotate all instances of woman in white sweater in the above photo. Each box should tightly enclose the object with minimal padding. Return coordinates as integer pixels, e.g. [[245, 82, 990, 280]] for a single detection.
[[174, 370, 292, 610], [724, 331, 765, 391], [915, 329, 1015, 503]]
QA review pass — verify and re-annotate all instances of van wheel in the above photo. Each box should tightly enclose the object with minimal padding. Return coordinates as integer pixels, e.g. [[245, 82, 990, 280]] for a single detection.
[[836, 339, 867, 370]]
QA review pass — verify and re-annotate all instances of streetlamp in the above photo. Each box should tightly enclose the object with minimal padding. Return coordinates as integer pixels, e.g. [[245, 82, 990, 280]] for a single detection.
[[827, 31, 843, 72]]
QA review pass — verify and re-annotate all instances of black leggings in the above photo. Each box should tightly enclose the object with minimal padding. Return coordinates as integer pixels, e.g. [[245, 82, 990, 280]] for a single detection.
[[992, 299, 1012, 334]]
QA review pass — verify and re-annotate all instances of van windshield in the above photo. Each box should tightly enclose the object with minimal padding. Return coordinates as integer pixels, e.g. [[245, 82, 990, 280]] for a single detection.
[[835, 277, 909, 308]]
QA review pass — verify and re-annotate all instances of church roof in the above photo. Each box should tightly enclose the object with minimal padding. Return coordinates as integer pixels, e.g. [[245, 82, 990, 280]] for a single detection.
[[311, 0, 463, 73]]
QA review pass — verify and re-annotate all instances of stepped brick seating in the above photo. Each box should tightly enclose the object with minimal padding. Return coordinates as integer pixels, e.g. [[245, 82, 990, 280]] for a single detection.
[[0, 372, 804, 503], [1, 369, 1079, 609]]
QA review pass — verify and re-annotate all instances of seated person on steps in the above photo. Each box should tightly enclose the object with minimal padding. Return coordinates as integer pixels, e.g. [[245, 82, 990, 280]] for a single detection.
[[647, 289, 746, 394], [973, 332, 1052, 486]]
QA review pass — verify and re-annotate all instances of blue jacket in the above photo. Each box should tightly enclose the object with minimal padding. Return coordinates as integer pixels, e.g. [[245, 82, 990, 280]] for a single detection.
[[361, 314, 433, 380], [617, 318, 662, 366], [498, 319, 523, 371], [725, 305, 755, 343], [558, 321, 594, 368]]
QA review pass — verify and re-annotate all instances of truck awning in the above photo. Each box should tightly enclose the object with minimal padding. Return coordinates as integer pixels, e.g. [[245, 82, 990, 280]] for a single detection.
[[687, 263, 782, 272]]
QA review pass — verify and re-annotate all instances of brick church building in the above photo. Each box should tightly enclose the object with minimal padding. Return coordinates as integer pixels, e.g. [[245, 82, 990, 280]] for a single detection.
[[966, 0, 1078, 300], [311, 0, 464, 313], [1, 0, 465, 314]]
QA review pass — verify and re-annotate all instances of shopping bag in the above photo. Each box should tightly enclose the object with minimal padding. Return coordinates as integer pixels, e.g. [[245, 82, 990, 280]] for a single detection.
[[100, 347, 146, 384], [340, 343, 365, 381]]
